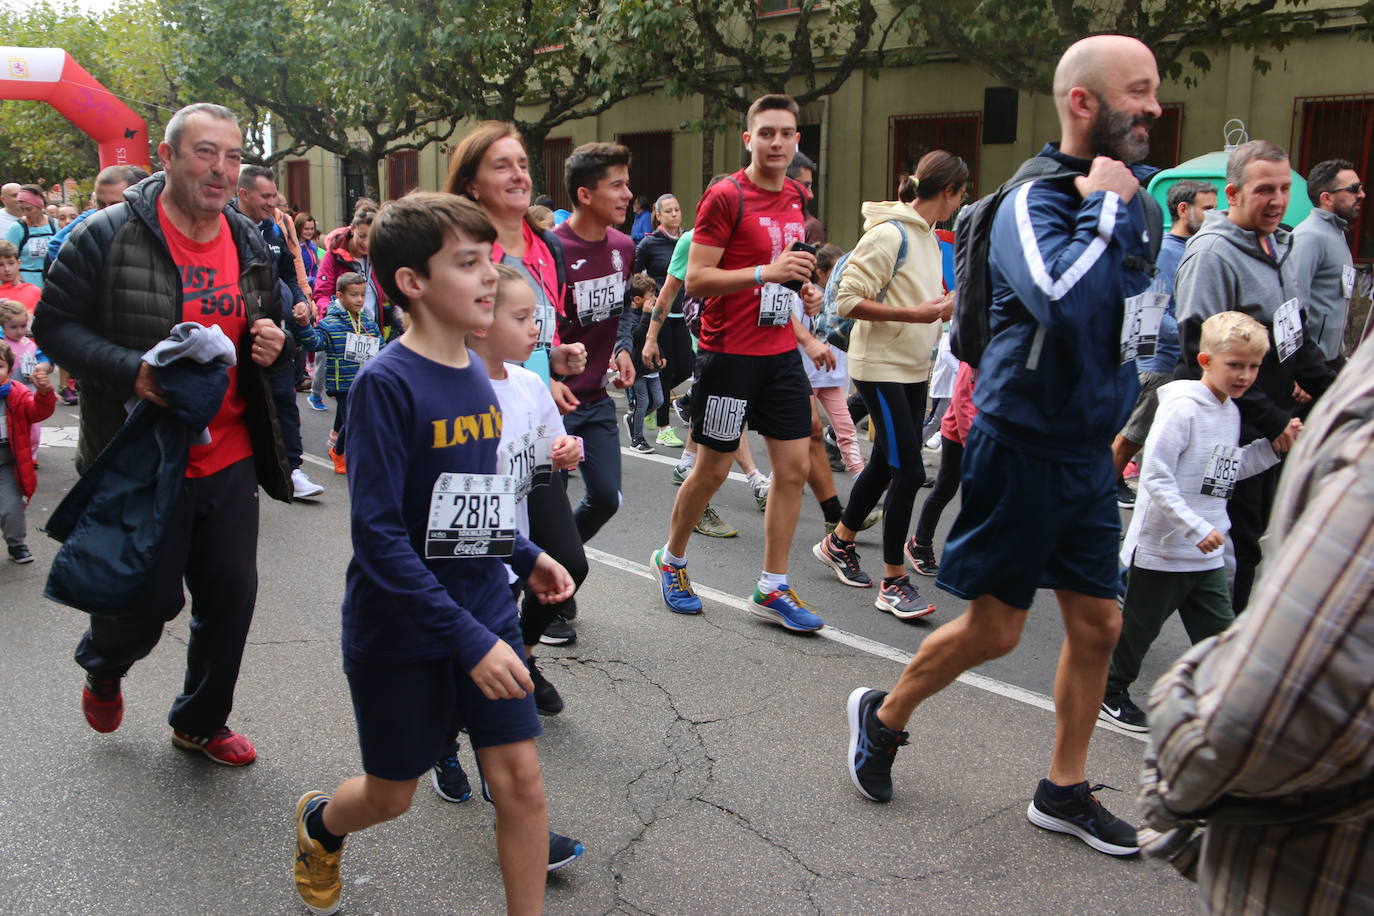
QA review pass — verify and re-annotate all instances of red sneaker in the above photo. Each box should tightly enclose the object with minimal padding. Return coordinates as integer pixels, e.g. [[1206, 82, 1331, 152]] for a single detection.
[[81, 675, 123, 733], [172, 727, 257, 766]]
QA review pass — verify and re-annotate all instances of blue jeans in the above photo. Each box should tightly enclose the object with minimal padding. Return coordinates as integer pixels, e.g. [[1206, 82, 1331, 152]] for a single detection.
[[629, 375, 663, 443]]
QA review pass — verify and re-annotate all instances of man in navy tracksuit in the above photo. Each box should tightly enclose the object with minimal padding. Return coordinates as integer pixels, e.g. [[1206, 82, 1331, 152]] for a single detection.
[[846, 34, 1162, 857]]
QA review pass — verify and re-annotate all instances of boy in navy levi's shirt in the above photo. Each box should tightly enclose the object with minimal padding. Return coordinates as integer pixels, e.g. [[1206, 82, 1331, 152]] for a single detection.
[[292, 192, 574, 916]]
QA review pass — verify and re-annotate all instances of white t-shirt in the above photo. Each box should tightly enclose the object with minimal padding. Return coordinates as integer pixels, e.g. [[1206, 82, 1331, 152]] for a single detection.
[[489, 363, 567, 540]]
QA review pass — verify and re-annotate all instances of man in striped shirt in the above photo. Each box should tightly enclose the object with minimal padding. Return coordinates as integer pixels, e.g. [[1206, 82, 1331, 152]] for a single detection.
[[1140, 334, 1374, 915]]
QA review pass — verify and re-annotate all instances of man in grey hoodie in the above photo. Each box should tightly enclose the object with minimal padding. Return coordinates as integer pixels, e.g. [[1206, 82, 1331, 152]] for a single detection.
[[1173, 139, 1336, 613], [1290, 158, 1364, 370]]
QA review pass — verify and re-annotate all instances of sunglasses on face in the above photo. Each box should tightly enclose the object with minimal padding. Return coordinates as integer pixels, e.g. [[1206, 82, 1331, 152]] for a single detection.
[[1329, 182, 1363, 195]]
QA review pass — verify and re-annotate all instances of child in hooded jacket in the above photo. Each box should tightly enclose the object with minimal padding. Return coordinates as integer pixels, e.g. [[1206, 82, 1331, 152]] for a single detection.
[[291, 272, 383, 474], [0, 338, 56, 563]]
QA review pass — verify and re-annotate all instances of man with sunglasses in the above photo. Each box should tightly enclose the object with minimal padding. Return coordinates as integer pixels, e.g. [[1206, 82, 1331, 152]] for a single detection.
[[1291, 160, 1365, 371]]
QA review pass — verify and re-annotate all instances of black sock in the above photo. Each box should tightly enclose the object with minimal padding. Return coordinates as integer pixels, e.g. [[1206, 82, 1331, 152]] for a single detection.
[[829, 531, 854, 547], [1040, 778, 1085, 801], [306, 802, 345, 853], [882, 575, 906, 587], [820, 496, 843, 524]]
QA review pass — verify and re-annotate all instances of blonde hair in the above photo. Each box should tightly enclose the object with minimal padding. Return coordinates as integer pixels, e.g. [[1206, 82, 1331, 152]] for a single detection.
[[492, 263, 531, 310], [1199, 310, 1270, 357], [0, 299, 27, 324]]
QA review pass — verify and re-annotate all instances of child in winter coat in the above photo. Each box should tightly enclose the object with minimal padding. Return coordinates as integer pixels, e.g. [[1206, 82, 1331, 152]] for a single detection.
[[1, 300, 49, 458], [0, 338, 56, 563], [291, 272, 384, 474]]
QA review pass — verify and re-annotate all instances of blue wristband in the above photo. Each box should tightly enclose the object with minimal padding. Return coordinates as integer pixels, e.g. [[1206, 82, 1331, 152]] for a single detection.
[[755, 265, 764, 286]]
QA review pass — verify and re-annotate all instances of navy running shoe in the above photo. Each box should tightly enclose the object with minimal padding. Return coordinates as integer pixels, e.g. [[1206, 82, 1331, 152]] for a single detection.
[[548, 831, 585, 872], [1027, 779, 1139, 856], [846, 687, 908, 803]]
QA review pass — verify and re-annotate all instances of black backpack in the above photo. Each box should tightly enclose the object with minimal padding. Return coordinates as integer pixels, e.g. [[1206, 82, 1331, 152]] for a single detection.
[[950, 156, 1162, 367]]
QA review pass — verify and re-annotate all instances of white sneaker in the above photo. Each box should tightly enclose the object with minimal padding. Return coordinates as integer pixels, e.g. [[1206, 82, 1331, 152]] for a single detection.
[[924, 433, 941, 450], [292, 468, 324, 500]]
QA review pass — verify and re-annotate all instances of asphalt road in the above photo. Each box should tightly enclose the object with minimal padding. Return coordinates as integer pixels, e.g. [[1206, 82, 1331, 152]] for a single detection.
[[0, 393, 1198, 915]]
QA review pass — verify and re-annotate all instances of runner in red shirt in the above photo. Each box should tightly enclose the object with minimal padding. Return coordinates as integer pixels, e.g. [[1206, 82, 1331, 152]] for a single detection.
[[651, 94, 835, 632]]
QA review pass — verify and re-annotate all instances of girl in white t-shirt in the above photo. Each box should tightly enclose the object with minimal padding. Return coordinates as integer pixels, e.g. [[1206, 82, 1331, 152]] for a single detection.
[[467, 264, 583, 712]]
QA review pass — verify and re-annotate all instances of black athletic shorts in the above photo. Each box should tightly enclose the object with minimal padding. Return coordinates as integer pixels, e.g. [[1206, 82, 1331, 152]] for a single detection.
[[690, 349, 812, 452]]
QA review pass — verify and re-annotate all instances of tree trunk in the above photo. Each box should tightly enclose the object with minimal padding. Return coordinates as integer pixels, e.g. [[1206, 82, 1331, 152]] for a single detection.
[[523, 125, 549, 202], [362, 154, 382, 204], [701, 122, 716, 192]]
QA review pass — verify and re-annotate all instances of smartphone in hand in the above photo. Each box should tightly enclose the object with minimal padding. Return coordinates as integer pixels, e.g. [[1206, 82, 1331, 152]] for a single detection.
[[782, 240, 818, 293]]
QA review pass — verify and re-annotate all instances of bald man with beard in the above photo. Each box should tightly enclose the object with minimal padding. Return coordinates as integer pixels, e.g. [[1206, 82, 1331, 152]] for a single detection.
[[845, 35, 1164, 858], [0, 183, 23, 237]]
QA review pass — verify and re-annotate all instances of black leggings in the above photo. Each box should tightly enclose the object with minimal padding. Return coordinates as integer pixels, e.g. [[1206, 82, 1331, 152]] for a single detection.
[[913, 436, 963, 546], [332, 390, 348, 453], [840, 380, 928, 567], [520, 474, 589, 646], [655, 316, 695, 426]]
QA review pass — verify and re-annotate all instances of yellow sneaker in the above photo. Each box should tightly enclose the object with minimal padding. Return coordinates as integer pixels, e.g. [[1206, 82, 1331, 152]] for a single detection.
[[294, 791, 343, 916]]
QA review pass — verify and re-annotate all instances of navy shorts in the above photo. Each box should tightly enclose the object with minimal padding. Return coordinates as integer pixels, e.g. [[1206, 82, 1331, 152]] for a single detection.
[[344, 623, 542, 781], [691, 349, 812, 451], [935, 422, 1121, 610]]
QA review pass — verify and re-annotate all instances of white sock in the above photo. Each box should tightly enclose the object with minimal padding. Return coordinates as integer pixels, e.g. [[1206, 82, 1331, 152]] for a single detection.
[[758, 571, 788, 594], [747, 469, 764, 487], [677, 451, 696, 472], [662, 545, 686, 567]]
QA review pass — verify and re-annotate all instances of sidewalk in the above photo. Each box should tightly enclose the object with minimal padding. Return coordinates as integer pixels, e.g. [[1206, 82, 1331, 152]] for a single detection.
[[0, 427, 1195, 914]]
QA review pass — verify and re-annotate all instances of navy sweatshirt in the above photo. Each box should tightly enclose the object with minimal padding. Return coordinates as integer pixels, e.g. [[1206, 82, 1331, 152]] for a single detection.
[[341, 342, 541, 668]]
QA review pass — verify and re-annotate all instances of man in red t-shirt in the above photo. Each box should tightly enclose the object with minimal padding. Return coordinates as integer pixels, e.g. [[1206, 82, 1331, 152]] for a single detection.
[[35, 103, 289, 767], [651, 94, 835, 633]]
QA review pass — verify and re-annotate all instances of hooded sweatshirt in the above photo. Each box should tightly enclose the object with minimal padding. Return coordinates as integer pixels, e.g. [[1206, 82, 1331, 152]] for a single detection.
[[1289, 207, 1354, 362], [1173, 209, 1335, 442], [836, 200, 943, 383], [1121, 379, 1279, 572]]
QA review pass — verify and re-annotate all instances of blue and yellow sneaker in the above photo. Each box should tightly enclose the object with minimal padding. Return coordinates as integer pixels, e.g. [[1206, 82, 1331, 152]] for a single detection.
[[749, 586, 824, 632], [652, 548, 703, 614]]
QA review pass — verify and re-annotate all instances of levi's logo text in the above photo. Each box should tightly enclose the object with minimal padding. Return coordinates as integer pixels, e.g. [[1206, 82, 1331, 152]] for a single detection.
[[431, 407, 504, 448], [179, 266, 247, 318]]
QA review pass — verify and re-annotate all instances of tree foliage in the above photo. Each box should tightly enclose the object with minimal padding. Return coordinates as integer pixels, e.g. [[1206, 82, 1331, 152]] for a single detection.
[[896, 0, 1370, 94], [162, 0, 457, 201], [390, 0, 662, 194], [0, 0, 183, 186]]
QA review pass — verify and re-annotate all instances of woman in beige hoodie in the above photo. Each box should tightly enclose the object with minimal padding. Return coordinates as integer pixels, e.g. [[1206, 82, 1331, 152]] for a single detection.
[[811, 151, 966, 620]]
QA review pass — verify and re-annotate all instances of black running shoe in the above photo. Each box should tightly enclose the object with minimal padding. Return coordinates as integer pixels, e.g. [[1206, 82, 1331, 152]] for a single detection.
[[1027, 780, 1139, 856], [548, 831, 585, 872], [528, 657, 564, 717], [845, 687, 908, 803], [904, 537, 939, 577], [1099, 690, 1148, 732], [8, 544, 33, 564], [812, 533, 872, 588], [539, 616, 576, 646], [431, 753, 472, 803], [1116, 479, 1136, 509]]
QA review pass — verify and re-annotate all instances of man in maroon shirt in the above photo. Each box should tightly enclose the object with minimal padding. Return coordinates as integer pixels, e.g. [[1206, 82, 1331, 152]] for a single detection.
[[651, 94, 834, 632], [552, 143, 638, 544]]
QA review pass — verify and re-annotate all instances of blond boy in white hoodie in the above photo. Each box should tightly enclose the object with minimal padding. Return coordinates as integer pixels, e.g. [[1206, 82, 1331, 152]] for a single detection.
[[1100, 311, 1299, 731]]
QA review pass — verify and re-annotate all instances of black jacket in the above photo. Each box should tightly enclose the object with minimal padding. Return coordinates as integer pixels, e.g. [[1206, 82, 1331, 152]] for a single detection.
[[33, 173, 291, 500]]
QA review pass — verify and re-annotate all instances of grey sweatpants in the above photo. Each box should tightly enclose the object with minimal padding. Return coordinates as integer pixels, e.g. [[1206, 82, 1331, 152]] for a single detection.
[[0, 448, 26, 547]]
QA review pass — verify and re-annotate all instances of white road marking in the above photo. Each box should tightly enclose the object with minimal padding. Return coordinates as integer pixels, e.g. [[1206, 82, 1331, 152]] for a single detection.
[[585, 545, 1148, 743], [619, 446, 749, 483]]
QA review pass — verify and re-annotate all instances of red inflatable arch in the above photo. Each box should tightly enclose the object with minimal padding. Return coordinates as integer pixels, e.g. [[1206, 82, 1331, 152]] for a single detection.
[[0, 46, 150, 169]]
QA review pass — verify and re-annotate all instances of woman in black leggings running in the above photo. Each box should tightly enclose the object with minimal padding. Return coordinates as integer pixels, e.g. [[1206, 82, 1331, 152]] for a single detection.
[[811, 150, 968, 619]]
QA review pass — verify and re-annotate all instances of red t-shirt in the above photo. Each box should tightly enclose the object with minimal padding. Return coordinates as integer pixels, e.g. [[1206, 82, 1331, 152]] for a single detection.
[[0, 280, 41, 312], [157, 198, 254, 478], [690, 169, 809, 356]]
